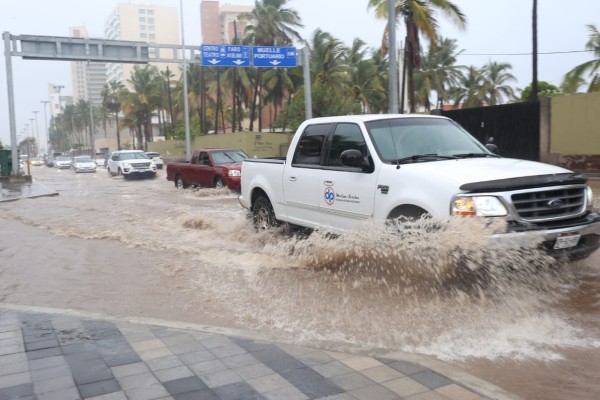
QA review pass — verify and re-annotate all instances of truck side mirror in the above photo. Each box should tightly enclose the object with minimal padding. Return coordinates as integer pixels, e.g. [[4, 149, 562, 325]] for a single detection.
[[340, 149, 371, 172], [485, 143, 499, 155]]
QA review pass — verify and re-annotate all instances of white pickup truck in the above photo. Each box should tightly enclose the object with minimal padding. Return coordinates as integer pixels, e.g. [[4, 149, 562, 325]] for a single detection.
[[239, 114, 600, 260]]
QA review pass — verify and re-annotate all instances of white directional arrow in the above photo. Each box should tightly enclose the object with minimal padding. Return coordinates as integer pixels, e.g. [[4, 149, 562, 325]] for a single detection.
[[269, 60, 281, 66], [233, 59, 245, 66], [208, 59, 221, 65]]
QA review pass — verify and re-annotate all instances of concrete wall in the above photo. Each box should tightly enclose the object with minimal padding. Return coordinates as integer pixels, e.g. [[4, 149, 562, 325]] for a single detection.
[[547, 91, 600, 171], [147, 131, 294, 162]]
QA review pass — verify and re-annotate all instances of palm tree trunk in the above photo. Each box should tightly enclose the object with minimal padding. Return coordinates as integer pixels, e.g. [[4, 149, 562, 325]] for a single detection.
[[215, 67, 221, 134], [249, 70, 261, 132]]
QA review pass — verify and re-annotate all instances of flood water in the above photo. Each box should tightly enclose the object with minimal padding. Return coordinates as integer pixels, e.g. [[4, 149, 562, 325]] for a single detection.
[[1, 166, 599, 400]]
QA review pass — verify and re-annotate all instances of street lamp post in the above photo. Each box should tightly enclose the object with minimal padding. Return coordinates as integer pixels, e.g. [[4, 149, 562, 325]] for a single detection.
[[33, 111, 40, 155], [180, 0, 191, 160], [28, 118, 35, 156], [41, 100, 49, 154]]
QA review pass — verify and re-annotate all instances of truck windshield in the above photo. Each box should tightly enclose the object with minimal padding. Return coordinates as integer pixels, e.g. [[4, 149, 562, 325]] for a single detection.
[[365, 118, 492, 163], [212, 150, 248, 164]]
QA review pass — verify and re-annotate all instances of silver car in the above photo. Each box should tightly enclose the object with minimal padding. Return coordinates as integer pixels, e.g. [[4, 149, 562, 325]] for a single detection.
[[72, 156, 97, 173], [55, 156, 73, 169]]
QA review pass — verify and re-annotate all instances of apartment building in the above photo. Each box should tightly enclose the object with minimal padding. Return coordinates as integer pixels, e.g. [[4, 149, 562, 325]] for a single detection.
[[69, 26, 106, 107], [104, 3, 180, 87], [200, 1, 253, 44]]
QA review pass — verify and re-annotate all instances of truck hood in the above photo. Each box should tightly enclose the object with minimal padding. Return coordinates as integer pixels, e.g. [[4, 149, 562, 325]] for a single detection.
[[408, 157, 579, 190]]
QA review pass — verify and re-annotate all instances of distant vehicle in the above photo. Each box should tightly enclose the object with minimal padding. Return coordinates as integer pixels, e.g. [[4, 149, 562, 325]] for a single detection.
[[45, 157, 55, 167], [95, 156, 106, 167], [30, 157, 44, 166], [145, 152, 164, 169], [72, 155, 97, 173], [55, 156, 73, 169], [107, 150, 157, 179], [166, 148, 248, 190]]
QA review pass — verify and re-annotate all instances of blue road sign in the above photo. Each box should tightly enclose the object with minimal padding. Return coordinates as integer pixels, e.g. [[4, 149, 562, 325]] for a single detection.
[[252, 46, 297, 67], [201, 44, 251, 67]]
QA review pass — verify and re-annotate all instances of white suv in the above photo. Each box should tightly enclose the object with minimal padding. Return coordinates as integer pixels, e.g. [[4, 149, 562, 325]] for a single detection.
[[107, 150, 157, 179], [145, 152, 164, 169]]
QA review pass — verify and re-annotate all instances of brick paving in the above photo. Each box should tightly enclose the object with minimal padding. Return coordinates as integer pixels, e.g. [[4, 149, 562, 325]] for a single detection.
[[0, 307, 519, 400]]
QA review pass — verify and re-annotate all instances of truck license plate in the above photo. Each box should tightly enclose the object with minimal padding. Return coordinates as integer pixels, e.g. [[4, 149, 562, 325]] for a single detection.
[[553, 232, 581, 249]]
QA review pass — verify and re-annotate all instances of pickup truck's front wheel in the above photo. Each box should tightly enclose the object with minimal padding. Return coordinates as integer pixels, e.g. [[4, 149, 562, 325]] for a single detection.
[[253, 195, 278, 230], [214, 177, 225, 189], [175, 175, 187, 189]]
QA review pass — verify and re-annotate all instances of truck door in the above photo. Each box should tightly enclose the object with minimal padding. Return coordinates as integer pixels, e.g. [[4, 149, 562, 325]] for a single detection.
[[283, 123, 332, 228], [195, 151, 212, 187], [318, 123, 378, 230]]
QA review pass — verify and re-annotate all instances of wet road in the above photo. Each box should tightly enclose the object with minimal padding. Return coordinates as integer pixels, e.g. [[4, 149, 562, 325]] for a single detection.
[[1, 166, 599, 400]]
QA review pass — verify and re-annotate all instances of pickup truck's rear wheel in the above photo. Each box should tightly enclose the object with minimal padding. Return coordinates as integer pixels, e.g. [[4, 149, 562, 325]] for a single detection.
[[214, 177, 225, 189], [175, 175, 187, 189], [253, 195, 278, 230]]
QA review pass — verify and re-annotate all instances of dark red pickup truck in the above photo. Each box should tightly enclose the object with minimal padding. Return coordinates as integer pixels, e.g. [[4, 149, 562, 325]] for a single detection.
[[166, 148, 249, 190]]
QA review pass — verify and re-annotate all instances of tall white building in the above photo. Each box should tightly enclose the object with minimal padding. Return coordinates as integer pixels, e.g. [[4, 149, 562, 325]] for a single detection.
[[69, 26, 106, 106], [104, 3, 180, 87]]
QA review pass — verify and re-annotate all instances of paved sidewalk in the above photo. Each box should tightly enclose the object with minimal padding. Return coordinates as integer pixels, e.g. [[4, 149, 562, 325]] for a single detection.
[[0, 305, 519, 400], [0, 179, 57, 202]]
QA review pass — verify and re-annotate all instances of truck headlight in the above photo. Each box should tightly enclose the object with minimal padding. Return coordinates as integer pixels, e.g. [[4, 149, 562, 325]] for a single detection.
[[452, 196, 508, 217], [587, 186, 594, 210], [123, 162, 131, 168], [228, 170, 241, 177]]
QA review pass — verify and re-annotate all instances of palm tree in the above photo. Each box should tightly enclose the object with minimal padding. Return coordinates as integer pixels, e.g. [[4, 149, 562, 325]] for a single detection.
[[128, 65, 161, 149], [241, 0, 303, 131], [308, 29, 354, 117], [160, 68, 176, 139], [414, 37, 463, 110], [480, 61, 517, 105], [368, 0, 466, 112], [101, 80, 125, 150], [263, 66, 296, 131], [449, 66, 486, 108], [562, 24, 600, 93]]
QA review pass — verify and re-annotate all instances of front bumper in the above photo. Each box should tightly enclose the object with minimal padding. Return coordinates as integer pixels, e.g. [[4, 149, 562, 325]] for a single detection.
[[225, 176, 241, 190], [496, 212, 600, 260]]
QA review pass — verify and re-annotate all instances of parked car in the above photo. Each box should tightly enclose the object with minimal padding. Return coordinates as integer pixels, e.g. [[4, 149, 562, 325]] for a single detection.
[[107, 150, 157, 179], [145, 152, 164, 169], [166, 148, 248, 190], [55, 156, 73, 169], [72, 155, 97, 173], [45, 157, 55, 167]]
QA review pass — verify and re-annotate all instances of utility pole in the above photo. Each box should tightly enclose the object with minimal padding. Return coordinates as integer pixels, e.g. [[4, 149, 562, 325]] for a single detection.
[[529, 0, 538, 101]]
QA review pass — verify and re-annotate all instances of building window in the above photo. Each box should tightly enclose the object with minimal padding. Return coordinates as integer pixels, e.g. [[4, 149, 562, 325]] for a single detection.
[[149, 33, 156, 39], [140, 33, 147, 38], [147, 9, 154, 15], [148, 17, 155, 24], [138, 8, 146, 14], [140, 25, 146, 30], [148, 25, 155, 31], [139, 16, 146, 22]]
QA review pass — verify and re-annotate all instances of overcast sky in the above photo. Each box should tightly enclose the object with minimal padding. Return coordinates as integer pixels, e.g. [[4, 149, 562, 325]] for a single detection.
[[0, 0, 596, 147]]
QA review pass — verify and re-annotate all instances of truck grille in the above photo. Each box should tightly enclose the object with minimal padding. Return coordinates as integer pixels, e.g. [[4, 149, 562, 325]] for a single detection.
[[131, 162, 151, 169], [511, 187, 586, 220]]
